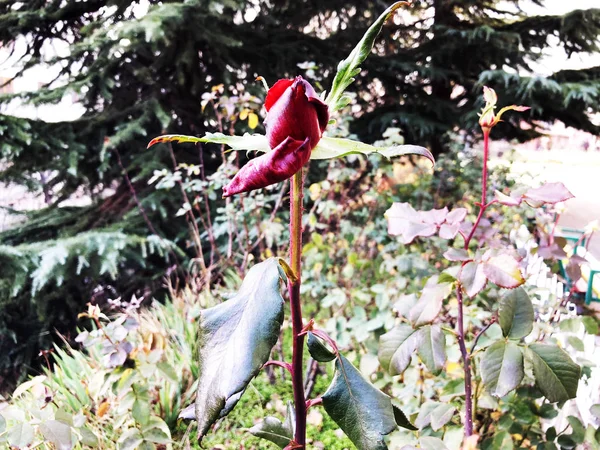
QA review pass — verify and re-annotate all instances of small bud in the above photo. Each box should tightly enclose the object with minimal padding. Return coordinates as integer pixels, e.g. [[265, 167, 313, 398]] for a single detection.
[[483, 86, 497, 106]]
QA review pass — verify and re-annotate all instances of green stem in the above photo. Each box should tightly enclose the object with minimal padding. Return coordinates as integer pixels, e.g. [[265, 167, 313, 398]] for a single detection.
[[289, 170, 307, 447]]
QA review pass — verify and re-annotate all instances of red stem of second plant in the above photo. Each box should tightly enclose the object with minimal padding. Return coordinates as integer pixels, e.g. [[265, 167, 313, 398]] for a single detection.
[[459, 128, 491, 437], [289, 170, 307, 447]]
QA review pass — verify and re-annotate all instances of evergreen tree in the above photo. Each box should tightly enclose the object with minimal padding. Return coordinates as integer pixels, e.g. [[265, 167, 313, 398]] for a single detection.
[[0, 0, 598, 384]]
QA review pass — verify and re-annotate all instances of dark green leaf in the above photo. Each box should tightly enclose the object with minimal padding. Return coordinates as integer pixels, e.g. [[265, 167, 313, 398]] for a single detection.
[[187, 258, 285, 442], [378, 324, 421, 375], [497, 288, 534, 339], [322, 355, 400, 449], [307, 332, 336, 362], [393, 406, 417, 431], [325, 2, 408, 112], [39, 420, 73, 450], [538, 404, 558, 419], [481, 340, 524, 397], [566, 416, 585, 444], [556, 434, 577, 449], [528, 344, 580, 403], [248, 402, 295, 448], [546, 426, 557, 441], [416, 325, 446, 374]]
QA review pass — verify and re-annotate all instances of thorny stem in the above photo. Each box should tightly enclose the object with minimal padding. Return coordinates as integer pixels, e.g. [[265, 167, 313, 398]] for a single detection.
[[464, 129, 491, 250], [458, 128, 491, 438], [456, 286, 473, 437], [289, 170, 307, 447]]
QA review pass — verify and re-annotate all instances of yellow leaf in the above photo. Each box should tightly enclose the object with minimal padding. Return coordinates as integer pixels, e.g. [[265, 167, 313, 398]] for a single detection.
[[446, 361, 463, 376], [239, 108, 249, 120], [248, 112, 259, 129], [97, 400, 110, 418]]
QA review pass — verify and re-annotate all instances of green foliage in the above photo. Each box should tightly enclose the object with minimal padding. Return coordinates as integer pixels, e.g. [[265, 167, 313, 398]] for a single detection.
[[190, 258, 285, 442], [322, 354, 406, 450]]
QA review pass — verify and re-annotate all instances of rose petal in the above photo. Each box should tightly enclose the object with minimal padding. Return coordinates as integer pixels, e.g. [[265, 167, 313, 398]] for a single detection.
[[264, 79, 294, 111], [223, 136, 310, 197], [265, 76, 325, 150]]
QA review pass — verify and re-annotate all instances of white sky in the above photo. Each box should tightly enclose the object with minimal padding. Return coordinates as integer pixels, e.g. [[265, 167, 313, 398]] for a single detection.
[[1, 0, 599, 121], [521, 0, 600, 74]]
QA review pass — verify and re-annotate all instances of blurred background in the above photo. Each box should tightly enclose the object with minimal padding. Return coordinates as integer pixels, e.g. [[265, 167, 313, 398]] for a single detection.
[[0, 0, 599, 447]]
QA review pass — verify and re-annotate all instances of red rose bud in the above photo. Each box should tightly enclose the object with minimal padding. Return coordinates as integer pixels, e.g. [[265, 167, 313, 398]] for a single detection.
[[222, 136, 311, 197], [223, 76, 329, 197]]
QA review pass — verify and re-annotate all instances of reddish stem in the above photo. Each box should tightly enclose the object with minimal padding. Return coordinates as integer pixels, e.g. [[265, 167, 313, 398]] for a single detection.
[[288, 170, 307, 447], [306, 397, 323, 409], [456, 286, 473, 436], [264, 360, 293, 374], [458, 127, 491, 438], [464, 129, 490, 250]]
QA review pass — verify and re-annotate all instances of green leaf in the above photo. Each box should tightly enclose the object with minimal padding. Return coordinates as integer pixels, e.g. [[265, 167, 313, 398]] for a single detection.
[[566, 416, 585, 444], [416, 325, 446, 374], [409, 283, 452, 328], [311, 137, 434, 165], [591, 404, 600, 420], [582, 316, 599, 335], [248, 402, 295, 448], [119, 429, 144, 450], [415, 401, 439, 429], [497, 288, 534, 340], [325, 2, 408, 112], [481, 341, 524, 397], [80, 427, 99, 447], [566, 336, 585, 352], [459, 261, 487, 298], [8, 422, 34, 448], [420, 436, 449, 450], [307, 332, 336, 362], [132, 385, 151, 426], [491, 430, 514, 450], [147, 132, 270, 152], [546, 426, 557, 441], [430, 404, 455, 431], [39, 420, 73, 450], [322, 355, 404, 449], [378, 324, 420, 375], [157, 361, 179, 383], [187, 258, 285, 442], [393, 406, 417, 431], [143, 428, 171, 444], [559, 318, 581, 333], [482, 254, 525, 289], [528, 344, 580, 403]]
